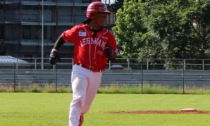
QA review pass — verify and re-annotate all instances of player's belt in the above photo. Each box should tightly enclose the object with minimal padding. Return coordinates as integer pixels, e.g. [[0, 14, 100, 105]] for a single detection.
[[76, 63, 102, 72]]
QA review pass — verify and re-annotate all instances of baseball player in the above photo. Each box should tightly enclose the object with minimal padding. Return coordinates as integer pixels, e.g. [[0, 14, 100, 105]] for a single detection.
[[49, 1, 118, 126]]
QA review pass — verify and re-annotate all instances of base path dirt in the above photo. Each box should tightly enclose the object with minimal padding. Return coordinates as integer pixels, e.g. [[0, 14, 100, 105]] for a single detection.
[[109, 110, 210, 114]]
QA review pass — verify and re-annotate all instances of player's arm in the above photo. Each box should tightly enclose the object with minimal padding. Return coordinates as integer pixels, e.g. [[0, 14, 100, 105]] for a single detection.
[[49, 25, 77, 65], [106, 33, 118, 60], [52, 35, 65, 51], [49, 35, 65, 65]]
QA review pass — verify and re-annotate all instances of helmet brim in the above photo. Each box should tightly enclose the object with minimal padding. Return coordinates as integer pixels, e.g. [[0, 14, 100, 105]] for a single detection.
[[91, 10, 111, 15], [102, 11, 111, 14]]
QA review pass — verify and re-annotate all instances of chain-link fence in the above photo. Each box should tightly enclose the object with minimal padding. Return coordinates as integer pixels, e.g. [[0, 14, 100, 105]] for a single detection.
[[1, 57, 210, 93]]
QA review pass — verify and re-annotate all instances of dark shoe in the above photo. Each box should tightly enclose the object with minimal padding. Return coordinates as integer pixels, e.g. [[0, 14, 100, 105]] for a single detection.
[[79, 115, 84, 126]]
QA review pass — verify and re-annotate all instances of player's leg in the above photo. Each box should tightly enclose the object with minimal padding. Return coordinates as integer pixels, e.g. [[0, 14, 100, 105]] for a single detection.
[[69, 67, 89, 126], [79, 72, 102, 126], [81, 72, 102, 114]]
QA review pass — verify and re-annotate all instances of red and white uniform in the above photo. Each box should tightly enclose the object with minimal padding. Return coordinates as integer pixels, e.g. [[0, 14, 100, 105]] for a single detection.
[[62, 23, 118, 72], [61, 24, 117, 126]]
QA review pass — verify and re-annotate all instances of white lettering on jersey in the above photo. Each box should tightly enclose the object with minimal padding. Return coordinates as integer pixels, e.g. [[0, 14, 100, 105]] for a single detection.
[[79, 32, 86, 36], [80, 37, 106, 49]]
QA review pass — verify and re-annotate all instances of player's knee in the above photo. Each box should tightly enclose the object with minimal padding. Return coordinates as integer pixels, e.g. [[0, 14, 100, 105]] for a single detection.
[[81, 106, 90, 114], [72, 96, 85, 108]]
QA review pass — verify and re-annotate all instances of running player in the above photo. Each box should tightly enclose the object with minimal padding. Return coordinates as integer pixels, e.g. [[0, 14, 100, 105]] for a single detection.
[[49, 1, 118, 126]]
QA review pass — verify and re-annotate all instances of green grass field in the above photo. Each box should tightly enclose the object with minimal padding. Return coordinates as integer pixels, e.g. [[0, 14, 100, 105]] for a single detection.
[[0, 93, 210, 126]]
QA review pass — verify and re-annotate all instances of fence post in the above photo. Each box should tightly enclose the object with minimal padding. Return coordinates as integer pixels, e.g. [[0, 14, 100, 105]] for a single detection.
[[108, 60, 111, 69], [202, 59, 205, 71], [16, 59, 18, 69], [141, 63, 143, 93], [127, 58, 130, 70], [55, 65, 58, 92], [182, 62, 185, 94], [13, 63, 16, 92], [35, 58, 37, 69]]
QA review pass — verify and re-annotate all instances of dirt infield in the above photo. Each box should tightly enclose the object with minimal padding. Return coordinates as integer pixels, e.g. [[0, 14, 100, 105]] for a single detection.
[[109, 110, 210, 114]]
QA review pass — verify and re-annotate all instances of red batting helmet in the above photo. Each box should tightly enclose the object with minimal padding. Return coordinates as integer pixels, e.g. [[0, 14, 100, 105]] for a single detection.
[[86, 1, 111, 19]]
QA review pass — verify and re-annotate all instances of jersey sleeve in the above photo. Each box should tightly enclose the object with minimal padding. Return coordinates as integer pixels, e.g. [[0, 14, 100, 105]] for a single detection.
[[61, 25, 77, 43], [107, 32, 118, 55]]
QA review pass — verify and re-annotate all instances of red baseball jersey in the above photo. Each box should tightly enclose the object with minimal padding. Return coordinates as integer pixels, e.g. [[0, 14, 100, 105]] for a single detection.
[[61, 24, 118, 71]]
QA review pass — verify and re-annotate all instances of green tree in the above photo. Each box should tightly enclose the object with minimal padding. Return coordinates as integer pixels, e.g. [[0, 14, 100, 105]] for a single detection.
[[144, 0, 210, 59], [113, 0, 210, 60], [112, 0, 147, 58]]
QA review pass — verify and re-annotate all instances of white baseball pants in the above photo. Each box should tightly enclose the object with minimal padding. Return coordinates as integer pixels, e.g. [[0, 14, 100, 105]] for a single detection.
[[69, 64, 102, 126]]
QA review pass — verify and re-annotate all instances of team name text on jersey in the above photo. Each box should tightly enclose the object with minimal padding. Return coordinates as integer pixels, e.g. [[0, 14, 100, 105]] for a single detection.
[[80, 37, 106, 49]]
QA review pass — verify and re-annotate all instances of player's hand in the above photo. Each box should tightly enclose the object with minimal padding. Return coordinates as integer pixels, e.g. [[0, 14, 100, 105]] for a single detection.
[[49, 49, 61, 65], [117, 46, 123, 54], [106, 46, 116, 60]]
